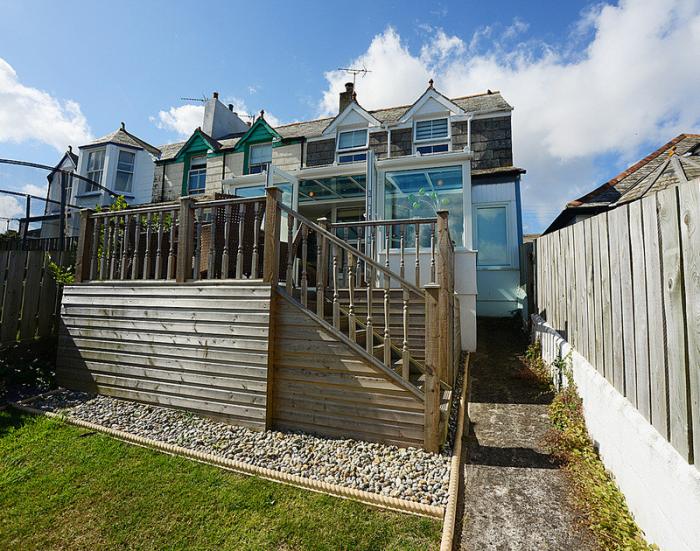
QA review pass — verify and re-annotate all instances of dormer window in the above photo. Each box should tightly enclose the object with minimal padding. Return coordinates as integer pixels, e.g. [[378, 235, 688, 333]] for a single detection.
[[414, 118, 450, 155], [187, 156, 207, 194], [249, 142, 272, 174], [115, 150, 135, 193], [85, 149, 105, 192], [337, 129, 368, 163]]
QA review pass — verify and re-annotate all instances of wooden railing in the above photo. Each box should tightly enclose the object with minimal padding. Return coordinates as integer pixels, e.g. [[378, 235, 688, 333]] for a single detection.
[[75, 195, 267, 283], [330, 218, 438, 287]]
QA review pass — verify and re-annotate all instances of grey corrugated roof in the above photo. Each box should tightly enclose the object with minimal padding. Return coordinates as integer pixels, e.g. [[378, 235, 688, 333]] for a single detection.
[[85, 125, 161, 156], [156, 90, 512, 160]]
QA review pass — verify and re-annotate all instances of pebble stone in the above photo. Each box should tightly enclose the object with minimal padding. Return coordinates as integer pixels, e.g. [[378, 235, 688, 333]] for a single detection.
[[30, 364, 465, 507]]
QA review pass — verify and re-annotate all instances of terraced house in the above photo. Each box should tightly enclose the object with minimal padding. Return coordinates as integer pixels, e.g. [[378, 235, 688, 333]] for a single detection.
[[59, 82, 525, 450], [151, 82, 526, 344]]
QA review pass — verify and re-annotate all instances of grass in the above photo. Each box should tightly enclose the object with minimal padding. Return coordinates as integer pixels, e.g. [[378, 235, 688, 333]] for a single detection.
[[0, 411, 441, 550], [524, 343, 656, 551]]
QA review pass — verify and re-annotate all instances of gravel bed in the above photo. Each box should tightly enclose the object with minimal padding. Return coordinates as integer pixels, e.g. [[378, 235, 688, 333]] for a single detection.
[[26, 388, 456, 506]]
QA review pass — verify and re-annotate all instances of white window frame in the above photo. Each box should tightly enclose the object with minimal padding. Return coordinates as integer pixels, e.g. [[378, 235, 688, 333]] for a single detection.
[[187, 155, 207, 195], [114, 149, 136, 193], [472, 202, 514, 269], [84, 148, 105, 193], [249, 142, 272, 174], [336, 128, 368, 153], [413, 117, 450, 143]]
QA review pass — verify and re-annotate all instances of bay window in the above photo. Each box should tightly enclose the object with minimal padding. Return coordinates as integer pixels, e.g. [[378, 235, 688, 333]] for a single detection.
[[84, 149, 105, 192], [115, 150, 135, 193]]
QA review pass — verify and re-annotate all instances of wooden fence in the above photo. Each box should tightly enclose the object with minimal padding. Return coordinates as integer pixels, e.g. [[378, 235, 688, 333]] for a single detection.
[[535, 178, 700, 465], [0, 248, 74, 345]]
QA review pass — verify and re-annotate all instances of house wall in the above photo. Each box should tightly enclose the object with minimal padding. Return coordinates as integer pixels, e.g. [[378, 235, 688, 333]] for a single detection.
[[272, 295, 425, 448], [456, 117, 513, 170], [305, 139, 335, 167], [57, 282, 272, 430], [272, 143, 301, 172], [152, 162, 184, 202], [472, 179, 523, 317]]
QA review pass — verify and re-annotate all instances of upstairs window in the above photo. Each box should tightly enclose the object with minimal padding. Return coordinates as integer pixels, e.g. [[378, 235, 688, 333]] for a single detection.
[[115, 150, 135, 193], [414, 118, 448, 142], [249, 142, 272, 174], [416, 143, 449, 155], [187, 156, 207, 195], [337, 129, 368, 151], [85, 149, 105, 192]]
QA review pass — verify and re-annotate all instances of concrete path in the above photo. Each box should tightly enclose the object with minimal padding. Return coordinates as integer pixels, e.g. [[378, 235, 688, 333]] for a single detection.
[[456, 318, 596, 551]]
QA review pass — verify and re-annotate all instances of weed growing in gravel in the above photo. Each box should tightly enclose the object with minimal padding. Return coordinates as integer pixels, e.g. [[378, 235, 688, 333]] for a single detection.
[[517, 339, 552, 390], [547, 357, 656, 551]]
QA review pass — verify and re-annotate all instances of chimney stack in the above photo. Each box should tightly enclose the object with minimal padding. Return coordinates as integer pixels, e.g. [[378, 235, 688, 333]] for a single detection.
[[339, 82, 354, 112]]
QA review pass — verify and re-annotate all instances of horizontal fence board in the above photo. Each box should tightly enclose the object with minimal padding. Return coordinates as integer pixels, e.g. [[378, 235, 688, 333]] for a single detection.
[[57, 283, 272, 430], [535, 179, 699, 465]]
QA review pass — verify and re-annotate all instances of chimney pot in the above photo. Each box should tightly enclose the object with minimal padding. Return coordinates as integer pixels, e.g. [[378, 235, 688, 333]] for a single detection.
[[228, 103, 234, 111], [339, 82, 355, 112], [120, 121, 125, 130], [213, 92, 219, 99], [345, 82, 354, 93]]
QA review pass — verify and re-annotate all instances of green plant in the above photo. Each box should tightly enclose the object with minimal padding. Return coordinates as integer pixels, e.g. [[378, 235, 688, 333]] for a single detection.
[[521, 339, 552, 388], [407, 187, 449, 215], [47, 255, 74, 285], [547, 357, 656, 551]]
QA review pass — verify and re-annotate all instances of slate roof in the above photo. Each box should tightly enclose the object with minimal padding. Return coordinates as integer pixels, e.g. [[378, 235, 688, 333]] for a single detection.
[[85, 125, 161, 157], [617, 150, 700, 204], [156, 90, 512, 161]]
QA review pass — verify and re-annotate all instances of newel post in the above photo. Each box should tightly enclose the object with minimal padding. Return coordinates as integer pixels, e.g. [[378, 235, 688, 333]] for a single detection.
[[176, 196, 195, 283], [262, 187, 282, 285], [423, 283, 441, 452], [435, 210, 455, 384], [74, 209, 95, 283]]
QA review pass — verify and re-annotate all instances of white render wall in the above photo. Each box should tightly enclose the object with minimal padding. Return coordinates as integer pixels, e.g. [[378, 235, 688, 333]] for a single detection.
[[532, 315, 700, 551]]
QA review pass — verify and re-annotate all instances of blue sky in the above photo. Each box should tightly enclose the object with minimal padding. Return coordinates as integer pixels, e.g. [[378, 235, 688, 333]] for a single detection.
[[1, 0, 699, 231]]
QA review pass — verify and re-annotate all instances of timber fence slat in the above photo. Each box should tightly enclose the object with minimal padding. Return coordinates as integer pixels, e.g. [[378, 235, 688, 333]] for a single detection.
[[535, 178, 699, 465]]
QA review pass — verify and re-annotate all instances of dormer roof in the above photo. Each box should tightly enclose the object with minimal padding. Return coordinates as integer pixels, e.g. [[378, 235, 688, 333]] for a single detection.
[[83, 123, 161, 156], [398, 84, 465, 123], [322, 101, 382, 136]]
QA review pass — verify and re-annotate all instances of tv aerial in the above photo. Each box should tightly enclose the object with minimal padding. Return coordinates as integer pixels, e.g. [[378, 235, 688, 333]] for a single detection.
[[337, 65, 372, 86]]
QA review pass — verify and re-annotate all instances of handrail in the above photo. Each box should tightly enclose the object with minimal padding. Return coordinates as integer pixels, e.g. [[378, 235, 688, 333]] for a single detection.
[[91, 202, 178, 218], [279, 203, 424, 297], [330, 217, 437, 228], [194, 196, 263, 208]]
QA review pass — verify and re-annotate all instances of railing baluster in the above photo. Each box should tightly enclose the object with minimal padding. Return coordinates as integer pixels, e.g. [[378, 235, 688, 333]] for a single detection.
[[384, 223, 390, 287], [143, 212, 152, 279], [100, 218, 109, 280], [399, 223, 405, 280], [206, 206, 216, 279], [222, 204, 231, 278], [347, 250, 355, 341], [120, 214, 130, 280], [383, 272, 391, 367], [109, 216, 118, 279], [366, 263, 374, 354], [355, 227, 362, 287], [131, 215, 140, 280], [167, 210, 177, 279], [332, 241, 340, 329], [155, 212, 164, 279], [402, 288, 410, 380], [414, 222, 421, 287], [89, 217, 100, 280], [193, 208, 202, 280], [286, 213, 294, 292], [430, 222, 436, 284], [315, 223, 326, 319], [251, 202, 260, 278], [300, 225, 308, 306], [236, 203, 245, 279]]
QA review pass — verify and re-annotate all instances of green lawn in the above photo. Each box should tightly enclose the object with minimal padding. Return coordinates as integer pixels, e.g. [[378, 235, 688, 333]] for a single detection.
[[0, 411, 440, 550]]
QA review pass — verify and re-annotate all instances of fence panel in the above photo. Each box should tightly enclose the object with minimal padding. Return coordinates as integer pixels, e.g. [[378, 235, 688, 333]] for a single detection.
[[535, 178, 700, 464]]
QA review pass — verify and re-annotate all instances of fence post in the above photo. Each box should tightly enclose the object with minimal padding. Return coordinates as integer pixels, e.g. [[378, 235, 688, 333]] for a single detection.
[[74, 209, 95, 283], [176, 196, 194, 283], [424, 283, 441, 452], [263, 187, 282, 285], [316, 217, 330, 318]]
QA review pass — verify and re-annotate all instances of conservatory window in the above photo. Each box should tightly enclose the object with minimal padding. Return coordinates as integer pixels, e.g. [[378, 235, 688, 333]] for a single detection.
[[384, 165, 464, 247]]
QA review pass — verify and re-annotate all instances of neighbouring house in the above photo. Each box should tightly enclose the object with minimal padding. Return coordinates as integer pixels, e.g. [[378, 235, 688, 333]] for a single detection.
[[42, 123, 162, 237], [152, 83, 526, 332], [40, 146, 78, 238], [544, 133, 700, 233]]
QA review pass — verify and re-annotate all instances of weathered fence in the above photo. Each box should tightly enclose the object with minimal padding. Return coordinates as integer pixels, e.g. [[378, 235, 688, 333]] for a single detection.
[[0, 247, 75, 345], [535, 178, 700, 465]]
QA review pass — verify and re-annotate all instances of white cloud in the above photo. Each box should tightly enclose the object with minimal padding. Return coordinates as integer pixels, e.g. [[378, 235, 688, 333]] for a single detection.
[[318, 0, 700, 231], [153, 96, 282, 139], [0, 58, 92, 153], [0, 195, 22, 227]]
